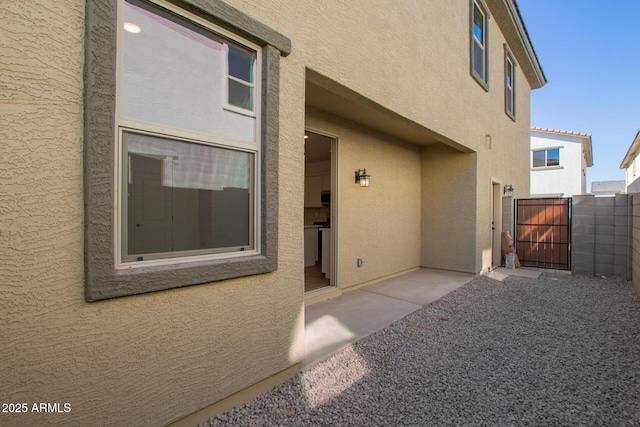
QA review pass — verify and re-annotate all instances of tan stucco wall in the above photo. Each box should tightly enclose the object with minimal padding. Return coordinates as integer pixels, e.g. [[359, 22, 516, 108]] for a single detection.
[[1, 0, 536, 425], [306, 110, 422, 290], [397, 4, 530, 273], [421, 145, 479, 272], [226, 0, 533, 275], [223, 0, 532, 153], [472, 53, 532, 272], [0, 1, 305, 426]]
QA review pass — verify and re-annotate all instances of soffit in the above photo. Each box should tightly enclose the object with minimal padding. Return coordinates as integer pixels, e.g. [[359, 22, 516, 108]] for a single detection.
[[485, 0, 547, 89], [305, 71, 472, 153], [620, 130, 640, 169]]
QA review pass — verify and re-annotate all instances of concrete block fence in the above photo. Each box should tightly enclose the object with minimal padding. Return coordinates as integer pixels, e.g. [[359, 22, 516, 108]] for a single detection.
[[631, 194, 640, 295], [571, 194, 630, 278], [508, 193, 640, 296]]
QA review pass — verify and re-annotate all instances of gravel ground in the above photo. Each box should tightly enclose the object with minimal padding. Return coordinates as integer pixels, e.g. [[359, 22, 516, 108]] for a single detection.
[[201, 272, 640, 426]]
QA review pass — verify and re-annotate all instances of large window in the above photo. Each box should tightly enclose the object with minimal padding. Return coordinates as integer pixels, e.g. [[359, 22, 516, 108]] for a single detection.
[[84, 0, 290, 300], [471, 0, 489, 89], [119, 0, 259, 265], [532, 148, 560, 168], [122, 132, 254, 262], [504, 46, 516, 120]]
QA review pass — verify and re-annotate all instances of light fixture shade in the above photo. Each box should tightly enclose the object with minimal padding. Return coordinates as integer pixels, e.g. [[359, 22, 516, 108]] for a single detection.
[[355, 169, 370, 187], [503, 184, 514, 197], [123, 22, 141, 33]]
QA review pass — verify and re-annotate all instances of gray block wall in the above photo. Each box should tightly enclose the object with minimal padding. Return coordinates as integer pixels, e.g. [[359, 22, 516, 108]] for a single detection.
[[631, 194, 640, 295], [571, 194, 630, 278], [614, 195, 631, 278], [571, 195, 596, 275]]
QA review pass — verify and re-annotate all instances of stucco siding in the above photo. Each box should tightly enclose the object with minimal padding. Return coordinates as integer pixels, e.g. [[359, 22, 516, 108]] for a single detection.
[[306, 110, 422, 289], [531, 132, 586, 197], [223, 0, 532, 154], [1, 0, 539, 425], [226, 0, 535, 274], [626, 156, 640, 191], [421, 145, 478, 272], [1, 1, 304, 426]]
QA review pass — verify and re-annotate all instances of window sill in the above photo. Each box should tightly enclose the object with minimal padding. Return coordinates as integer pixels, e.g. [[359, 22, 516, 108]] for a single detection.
[[87, 252, 276, 301], [224, 104, 256, 118], [505, 110, 516, 122], [531, 166, 564, 171], [471, 71, 489, 92], [117, 248, 259, 270]]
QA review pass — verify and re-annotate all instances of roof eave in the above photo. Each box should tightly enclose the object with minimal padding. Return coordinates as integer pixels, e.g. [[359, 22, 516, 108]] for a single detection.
[[620, 129, 640, 169], [486, 0, 547, 89], [531, 127, 593, 167], [582, 135, 593, 167]]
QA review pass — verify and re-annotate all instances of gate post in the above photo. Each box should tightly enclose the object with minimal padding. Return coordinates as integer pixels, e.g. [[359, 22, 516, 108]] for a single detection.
[[571, 194, 596, 275], [501, 195, 514, 239], [614, 194, 630, 279]]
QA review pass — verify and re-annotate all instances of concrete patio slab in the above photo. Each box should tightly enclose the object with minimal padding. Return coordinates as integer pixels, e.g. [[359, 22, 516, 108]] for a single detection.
[[304, 268, 475, 367], [364, 268, 475, 305], [304, 290, 421, 366], [489, 267, 542, 280]]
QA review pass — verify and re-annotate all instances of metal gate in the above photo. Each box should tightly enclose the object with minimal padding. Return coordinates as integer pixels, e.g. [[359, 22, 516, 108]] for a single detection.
[[515, 198, 571, 270]]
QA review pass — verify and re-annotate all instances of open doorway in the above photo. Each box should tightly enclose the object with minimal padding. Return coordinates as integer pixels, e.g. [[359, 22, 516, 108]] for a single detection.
[[304, 131, 335, 293]]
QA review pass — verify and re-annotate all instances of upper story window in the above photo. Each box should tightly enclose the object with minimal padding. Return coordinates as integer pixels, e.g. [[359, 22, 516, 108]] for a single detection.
[[119, 0, 260, 265], [532, 148, 560, 168], [471, 0, 489, 90], [227, 45, 256, 113], [84, 0, 290, 300], [504, 46, 516, 120]]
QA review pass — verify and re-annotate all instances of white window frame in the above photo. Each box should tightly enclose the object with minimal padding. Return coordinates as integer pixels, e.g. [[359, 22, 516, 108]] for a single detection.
[[223, 44, 257, 117], [114, 0, 262, 269], [470, 0, 490, 90], [504, 45, 516, 120], [532, 148, 562, 169]]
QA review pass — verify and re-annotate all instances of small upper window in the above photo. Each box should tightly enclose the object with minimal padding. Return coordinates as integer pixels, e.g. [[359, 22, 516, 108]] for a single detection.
[[504, 46, 516, 120], [471, 0, 489, 89], [532, 148, 560, 168], [227, 45, 256, 113]]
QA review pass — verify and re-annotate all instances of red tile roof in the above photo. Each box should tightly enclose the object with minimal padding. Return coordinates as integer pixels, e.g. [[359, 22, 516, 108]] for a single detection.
[[531, 127, 591, 138]]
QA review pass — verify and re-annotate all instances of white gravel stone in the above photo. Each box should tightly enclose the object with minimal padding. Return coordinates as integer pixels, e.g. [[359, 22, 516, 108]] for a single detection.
[[202, 272, 640, 426]]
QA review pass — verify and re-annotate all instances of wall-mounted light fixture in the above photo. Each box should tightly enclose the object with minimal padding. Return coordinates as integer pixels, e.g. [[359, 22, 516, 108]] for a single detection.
[[123, 22, 141, 33], [355, 169, 370, 187], [503, 184, 514, 197]]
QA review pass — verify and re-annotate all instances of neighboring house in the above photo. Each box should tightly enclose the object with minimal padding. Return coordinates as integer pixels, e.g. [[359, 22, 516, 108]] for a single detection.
[[591, 180, 626, 197], [620, 129, 640, 193], [0, 1, 545, 425], [530, 127, 593, 197]]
